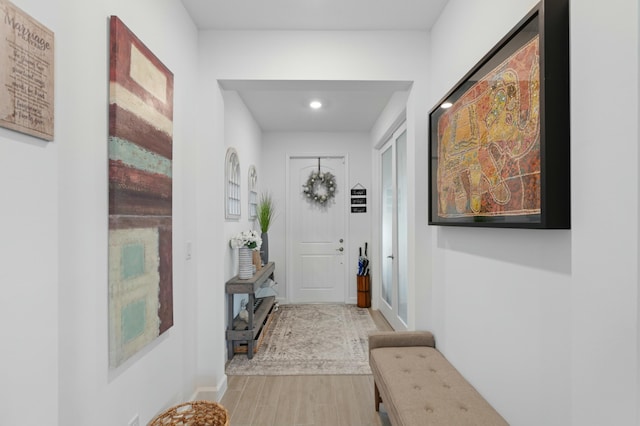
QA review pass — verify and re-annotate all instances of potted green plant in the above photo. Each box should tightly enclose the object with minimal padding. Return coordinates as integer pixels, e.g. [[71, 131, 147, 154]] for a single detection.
[[256, 192, 276, 264]]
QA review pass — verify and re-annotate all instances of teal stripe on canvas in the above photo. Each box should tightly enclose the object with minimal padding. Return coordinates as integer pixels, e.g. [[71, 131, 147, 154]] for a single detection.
[[122, 300, 147, 343], [121, 243, 145, 280], [109, 136, 172, 177]]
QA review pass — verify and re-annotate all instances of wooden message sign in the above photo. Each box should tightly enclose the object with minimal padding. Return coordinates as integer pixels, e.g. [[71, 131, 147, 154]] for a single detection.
[[0, 0, 54, 140]]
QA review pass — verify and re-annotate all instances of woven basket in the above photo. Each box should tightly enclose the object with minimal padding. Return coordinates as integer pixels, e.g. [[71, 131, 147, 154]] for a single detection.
[[148, 401, 229, 426]]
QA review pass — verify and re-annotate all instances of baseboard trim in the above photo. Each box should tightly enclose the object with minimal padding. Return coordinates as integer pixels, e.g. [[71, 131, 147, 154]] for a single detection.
[[190, 375, 228, 402]]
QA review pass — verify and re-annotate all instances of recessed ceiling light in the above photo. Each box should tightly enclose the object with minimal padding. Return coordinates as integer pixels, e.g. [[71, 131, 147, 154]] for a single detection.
[[441, 101, 453, 109], [309, 100, 322, 109]]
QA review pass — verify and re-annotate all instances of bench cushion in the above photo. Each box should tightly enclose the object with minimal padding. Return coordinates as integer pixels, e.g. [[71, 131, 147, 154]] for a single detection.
[[370, 346, 508, 426]]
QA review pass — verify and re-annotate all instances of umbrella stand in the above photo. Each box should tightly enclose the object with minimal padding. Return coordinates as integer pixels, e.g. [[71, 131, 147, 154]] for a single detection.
[[357, 275, 371, 308], [357, 242, 371, 308]]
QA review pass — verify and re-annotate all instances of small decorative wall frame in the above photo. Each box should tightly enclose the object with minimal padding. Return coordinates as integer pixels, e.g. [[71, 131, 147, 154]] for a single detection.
[[428, 0, 570, 229], [350, 183, 367, 213]]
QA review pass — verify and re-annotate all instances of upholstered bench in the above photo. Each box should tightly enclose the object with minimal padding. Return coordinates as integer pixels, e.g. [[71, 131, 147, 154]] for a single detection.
[[369, 331, 508, 426]]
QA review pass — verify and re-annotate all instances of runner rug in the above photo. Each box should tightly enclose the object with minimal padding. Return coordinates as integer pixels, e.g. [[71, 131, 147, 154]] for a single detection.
[[225, 303, 380, 375]]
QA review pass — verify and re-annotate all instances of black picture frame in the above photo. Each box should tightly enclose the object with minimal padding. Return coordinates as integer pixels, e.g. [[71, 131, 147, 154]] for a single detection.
[[428, 0, 569, 229]]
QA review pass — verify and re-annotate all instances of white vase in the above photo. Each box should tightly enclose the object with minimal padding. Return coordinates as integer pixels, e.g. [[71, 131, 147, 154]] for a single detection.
[[238, 247, 253, 279]]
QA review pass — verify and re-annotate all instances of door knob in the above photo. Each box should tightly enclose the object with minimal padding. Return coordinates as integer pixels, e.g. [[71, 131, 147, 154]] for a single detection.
[[387, 254, 394, 259], [337, 247, 344, 252], [339, 238, 344, 243]]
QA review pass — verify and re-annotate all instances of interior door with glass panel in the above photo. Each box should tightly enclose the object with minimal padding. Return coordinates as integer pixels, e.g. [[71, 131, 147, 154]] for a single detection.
[[379, 123, 408, 330]]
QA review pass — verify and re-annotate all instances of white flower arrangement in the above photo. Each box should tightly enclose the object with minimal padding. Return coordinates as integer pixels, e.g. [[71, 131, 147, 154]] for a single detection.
[[229, 230, 262, 250]]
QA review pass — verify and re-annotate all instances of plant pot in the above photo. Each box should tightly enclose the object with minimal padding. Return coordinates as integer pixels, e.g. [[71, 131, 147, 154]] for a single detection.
[[260, 232, 269, 264]]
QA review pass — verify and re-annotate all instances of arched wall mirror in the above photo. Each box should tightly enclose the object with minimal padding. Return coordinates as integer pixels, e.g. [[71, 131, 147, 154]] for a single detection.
[[248, 165, 258, 220], [225, 148, 241, 220]]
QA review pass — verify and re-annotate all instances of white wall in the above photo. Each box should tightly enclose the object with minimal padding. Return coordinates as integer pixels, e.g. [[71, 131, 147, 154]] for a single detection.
[[222, 89, 263, 316], [428, 1, 639, 425], [261, 132, 372, 303], [370, 91, 409, 148], [222, 90, 263, 277], [54, 1, 200, 425], [204, 30, 429, 82], [189, 89, 263, 391], [0, 1, 59, 424], [570, 1, 639, 424]]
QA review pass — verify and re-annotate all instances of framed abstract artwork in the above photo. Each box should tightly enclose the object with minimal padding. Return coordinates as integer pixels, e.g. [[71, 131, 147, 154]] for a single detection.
[[108, 16, 174, 367], [428, 1, 570, 229]]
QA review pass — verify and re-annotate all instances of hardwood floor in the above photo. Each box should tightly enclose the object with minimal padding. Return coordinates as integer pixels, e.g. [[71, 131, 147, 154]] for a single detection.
[[220, 309, 393, 426]]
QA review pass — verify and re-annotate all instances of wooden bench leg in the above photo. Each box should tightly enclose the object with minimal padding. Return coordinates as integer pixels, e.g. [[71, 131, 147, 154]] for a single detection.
[[374, 382, 382, 411]]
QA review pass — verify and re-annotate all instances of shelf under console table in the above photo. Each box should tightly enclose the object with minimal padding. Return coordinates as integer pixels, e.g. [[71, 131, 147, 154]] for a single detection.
[[225, 262, 276, 360]]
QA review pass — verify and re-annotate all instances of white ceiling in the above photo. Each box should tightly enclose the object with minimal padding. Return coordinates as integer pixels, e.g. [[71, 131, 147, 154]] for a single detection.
[[180, 0, 448, 31], [220, 80, 412, 132], [182, 0, 449, 132]]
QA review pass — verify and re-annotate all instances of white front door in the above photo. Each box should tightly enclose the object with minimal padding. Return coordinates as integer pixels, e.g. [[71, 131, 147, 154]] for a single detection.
[[288, 156, 347, 303]]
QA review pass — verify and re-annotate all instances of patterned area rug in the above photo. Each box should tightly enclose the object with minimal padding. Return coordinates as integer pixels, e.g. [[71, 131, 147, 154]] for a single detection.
[[225, 304, 380, 375]]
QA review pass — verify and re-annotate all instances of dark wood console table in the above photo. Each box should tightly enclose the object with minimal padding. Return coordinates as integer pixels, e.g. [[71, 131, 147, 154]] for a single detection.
[[225, 262, 276, 359]]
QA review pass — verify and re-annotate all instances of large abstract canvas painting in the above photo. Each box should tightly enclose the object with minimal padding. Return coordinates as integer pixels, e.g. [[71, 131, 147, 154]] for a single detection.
[[108, 16, 173, 367], [436, 36, 540, 218], [428, 1, 570, 229]]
